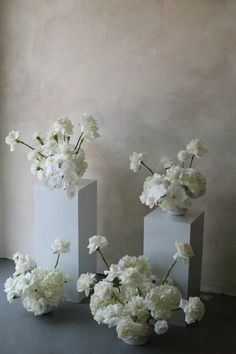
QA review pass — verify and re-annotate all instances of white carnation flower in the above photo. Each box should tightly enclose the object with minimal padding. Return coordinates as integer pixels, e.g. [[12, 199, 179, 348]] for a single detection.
[[125, 296, 149, 323], [13, 252, 36, 275], [51, 239, 71, 254], [155, 156, 174, 175], [88, 235, 108, 254], [53, 117, 74, 136], [140, 174, 167, 208], [5, 131, 20, 151], [154, 320, 168, 334], [102, 303, 124, 327], [186, 139, 207, 158], [80, 114, 100, 141], [177, 150, 190, 163], [93, 280, 114, 300], [129, 152, 144, 173], [180, 297, 205, 324], [120, 267, 143, 287], [173, 242, 194, 264], [77, 273, 96, 296]]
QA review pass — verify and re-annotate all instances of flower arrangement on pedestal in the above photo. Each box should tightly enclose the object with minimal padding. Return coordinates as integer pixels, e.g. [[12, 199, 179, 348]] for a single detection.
[[77, 236, 205, 345], [129, 139, 207, 215], [5, 115, 100, 199], [4, 239, 71, 316]]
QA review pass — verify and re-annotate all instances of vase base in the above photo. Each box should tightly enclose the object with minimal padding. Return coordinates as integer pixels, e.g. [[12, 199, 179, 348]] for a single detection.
[[122, 336, 149, 345], [167, 208, 188, 216]]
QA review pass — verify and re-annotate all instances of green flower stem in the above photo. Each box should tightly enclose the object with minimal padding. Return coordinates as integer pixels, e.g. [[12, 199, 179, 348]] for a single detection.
[[141, 161, 155, 175], [137, 287, 142, 296], [97, 248, 110, 270], [75, 137, 84, 155], [74, 133, 83, 151], [16, 139, 45, 158], [54, 254, 60, 268], [189, 155, 194, 168], [112, 292, 124, 305], [162, 260, 177, 285]]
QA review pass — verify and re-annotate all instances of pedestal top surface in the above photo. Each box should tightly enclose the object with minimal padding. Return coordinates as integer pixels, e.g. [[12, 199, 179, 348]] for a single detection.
[[35, 178, 97, 193], [144, 208, 204, 224]]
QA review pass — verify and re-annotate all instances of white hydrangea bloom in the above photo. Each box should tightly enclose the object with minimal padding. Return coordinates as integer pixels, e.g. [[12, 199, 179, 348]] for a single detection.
[[173, 242, 194, 264], [88, 235, 108, 254], [116, 317, 150, 341], [77, 273, 96, 296], [180, 297, 205, 324], [120, 267, 143, 288], [186, 139, 207, 158], [129, 152, 144, 173], [154, 320, 168, 335], [80, 114, 100, 141], [181, 169, 207, 198], [155, 156, 174, 175], [145, 285, 181, 320], [51, 239, 71, 254], [160, 182, 189, 212], [125, 296, 150, 323], [5, 131, 20, 151], [102, 303, 124, 327]]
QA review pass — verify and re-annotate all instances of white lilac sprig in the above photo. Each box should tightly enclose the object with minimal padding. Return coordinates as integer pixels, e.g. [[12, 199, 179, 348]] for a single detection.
[[5, 115, 100, 199], [4, 239, 71, 316], [77, 237, 205, 344], [129, 138, 207, 212]]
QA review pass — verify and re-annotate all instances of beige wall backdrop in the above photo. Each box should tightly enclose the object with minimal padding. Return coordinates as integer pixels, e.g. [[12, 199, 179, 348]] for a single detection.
[[0, 0, 236, 295]]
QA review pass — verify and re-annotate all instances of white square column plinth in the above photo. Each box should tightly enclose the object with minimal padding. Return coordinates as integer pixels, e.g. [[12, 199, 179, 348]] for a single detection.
[[144, 208, 204, 326], [35, 179, 97, 303]]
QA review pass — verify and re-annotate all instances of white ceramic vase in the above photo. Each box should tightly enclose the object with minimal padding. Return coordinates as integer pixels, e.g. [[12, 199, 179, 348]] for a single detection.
[[167, 207, 188, 216]]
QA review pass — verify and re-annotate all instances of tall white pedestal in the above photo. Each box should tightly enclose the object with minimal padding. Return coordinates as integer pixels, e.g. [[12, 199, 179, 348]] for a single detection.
[[35, 179, 97, 303], [144, 208, 204, 326]]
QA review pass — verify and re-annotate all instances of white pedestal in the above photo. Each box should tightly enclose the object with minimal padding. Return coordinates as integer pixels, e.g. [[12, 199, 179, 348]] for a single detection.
[[144, 208, 204, 326], [35, 179, 97, 303]]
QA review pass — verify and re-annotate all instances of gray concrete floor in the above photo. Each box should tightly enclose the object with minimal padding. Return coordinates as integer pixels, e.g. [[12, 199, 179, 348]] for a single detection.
[[0, 258, 236, 354]]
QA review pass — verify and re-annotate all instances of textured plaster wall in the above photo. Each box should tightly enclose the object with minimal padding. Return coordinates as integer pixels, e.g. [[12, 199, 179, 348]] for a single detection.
[[0, 0, 236, 295]]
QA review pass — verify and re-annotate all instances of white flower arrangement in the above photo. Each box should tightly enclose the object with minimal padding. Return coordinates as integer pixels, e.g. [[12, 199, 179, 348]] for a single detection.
[[129, 139, 207, 213], [77, 237, 205, 344], [5, 115, 100, 199], [4, 239, 71, 316]]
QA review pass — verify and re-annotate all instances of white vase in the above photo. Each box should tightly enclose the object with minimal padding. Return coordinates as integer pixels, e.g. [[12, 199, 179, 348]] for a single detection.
[[121, 335, 149, 345], [167, 208, 188, 216]]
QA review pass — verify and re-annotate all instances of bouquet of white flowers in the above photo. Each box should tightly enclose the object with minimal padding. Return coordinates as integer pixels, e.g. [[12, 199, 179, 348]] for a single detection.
[[77, 236, 205, 345], [4, 239, 71, 316], [129, 139, 207, 214], [5, 115, 100, 199]]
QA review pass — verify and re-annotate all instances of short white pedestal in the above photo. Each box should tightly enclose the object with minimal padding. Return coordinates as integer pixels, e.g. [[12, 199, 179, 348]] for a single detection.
[[35, 179, 97, 303], [144, 208, 204, 326]]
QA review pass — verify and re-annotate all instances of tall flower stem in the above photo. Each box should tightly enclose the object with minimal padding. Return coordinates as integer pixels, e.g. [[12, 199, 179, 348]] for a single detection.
[[75, 138, 84, 155], [74, 133, 83, 151], [54, 254, 60, 269], [97, 248, 110, 270], [189, 155, 194, 168], [162, 260, 177, 285], [141, 161, 155, 175]]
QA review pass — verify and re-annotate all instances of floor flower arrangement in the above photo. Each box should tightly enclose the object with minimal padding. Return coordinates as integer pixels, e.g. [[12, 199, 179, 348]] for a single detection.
[[4, 239, 71, 315], [77, 236, 205, 345]]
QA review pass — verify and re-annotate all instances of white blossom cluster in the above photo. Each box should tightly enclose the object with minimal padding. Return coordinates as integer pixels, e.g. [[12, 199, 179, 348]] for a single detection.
[[130, 139, 207, 212], [77, 237, 205, 343], [4, 239, 71, 316], [5, 115, 100, 199]]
